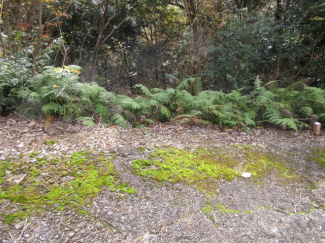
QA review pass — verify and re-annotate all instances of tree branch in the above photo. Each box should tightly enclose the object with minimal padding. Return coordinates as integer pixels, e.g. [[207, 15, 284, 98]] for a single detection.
[[102, 17, 128, 43]]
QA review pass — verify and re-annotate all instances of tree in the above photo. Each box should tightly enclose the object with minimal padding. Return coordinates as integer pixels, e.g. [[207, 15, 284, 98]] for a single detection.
[[89, 0, 127, 81]]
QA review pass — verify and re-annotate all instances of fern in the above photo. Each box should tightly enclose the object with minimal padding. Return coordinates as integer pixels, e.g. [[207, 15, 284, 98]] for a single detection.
[[77, 116, 96, 126], [121, 98, 142, 111], [42, 102, 60, 114], [134, 84, 153, 98], [95, 103, 109, 121], [112, 114, 129, 128], [299, 106, 313, 116]]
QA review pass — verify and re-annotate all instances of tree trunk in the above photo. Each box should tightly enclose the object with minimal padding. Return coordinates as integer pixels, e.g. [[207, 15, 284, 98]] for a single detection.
[[0, 28, 7, 58], [32, 0, 43, 77]]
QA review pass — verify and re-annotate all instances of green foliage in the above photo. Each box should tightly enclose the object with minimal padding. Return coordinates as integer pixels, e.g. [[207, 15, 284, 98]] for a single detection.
[[20, 65, 111, 124], [4, 64, 321, 131], [0, 58, 32, 115], [134, 80, 324, 131]]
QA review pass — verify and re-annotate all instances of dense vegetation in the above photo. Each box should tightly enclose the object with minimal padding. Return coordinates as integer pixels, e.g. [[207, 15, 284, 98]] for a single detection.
[[0, 0, 324, 130]]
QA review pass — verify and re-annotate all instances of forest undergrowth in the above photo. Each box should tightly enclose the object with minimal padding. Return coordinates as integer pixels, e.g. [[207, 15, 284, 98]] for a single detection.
[[2, 65, 323, 132]]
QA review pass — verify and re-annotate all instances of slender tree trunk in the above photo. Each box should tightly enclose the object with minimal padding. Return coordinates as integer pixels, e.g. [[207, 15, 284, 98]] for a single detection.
[[15, 0, 23, 30], [91, 44, 101, 80], [32, 0, 43, 76], [0, 28, 7, 58], [90, 14, 127, 81], [182, 0, 201, 79]]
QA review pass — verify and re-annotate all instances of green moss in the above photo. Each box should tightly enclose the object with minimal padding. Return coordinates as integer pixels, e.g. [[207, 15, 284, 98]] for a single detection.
[[201, 205, 213, 213], [3, 210, 27, 224], [131, 146, 296, 191], [201, 203, 272, 216], [132, 147, 239, 185], [0, 151, 136, 223], [244, 151, 295, 179], [215, 203, 241, 213], [315, 149, 325, 167], [44, 139, 56, 146], [29, 151, 37, 157], [138, 147, 146, 154]]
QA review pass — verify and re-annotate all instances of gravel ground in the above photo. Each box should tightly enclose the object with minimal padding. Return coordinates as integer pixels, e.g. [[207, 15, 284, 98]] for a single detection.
[[0, 117, 325, 243]]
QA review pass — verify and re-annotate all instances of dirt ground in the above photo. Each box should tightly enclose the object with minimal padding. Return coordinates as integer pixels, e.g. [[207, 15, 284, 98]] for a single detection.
[[1, 117, 325, 243]]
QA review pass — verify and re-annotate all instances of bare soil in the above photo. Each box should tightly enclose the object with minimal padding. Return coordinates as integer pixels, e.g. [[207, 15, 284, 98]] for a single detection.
[[1, 116, 325, 243]]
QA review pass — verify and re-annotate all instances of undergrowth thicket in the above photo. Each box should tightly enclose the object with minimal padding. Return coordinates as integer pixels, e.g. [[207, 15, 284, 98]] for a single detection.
[[8, 65, 325, 131]]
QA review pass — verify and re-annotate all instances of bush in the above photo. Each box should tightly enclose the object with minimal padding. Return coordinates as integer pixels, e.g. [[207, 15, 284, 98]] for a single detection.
[[0, 58, 32, 115]]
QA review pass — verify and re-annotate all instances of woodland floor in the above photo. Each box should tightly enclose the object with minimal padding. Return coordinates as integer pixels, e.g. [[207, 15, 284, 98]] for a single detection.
[[0, 115, 325, 243]]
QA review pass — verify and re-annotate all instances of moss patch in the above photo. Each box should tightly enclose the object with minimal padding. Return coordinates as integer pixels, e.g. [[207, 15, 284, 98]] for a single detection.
[[44, 139, 56, 146], [132, 146, 295, 191], [201, 203, 270, 216], [315, 149, 325, 167], [0, 151, 136, 223]]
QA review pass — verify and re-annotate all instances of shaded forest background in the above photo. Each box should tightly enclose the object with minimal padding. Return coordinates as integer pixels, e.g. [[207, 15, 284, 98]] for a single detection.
[[0, 0, 324, 130]]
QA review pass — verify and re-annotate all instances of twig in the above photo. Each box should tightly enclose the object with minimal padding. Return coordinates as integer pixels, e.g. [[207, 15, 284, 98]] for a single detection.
[[36, 178, 48, 189], [14, 217, 30, 243], [13, 111, 32, 122]]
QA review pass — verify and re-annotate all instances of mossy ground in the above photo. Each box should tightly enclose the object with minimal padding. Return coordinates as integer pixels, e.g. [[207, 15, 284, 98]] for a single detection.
[[0, 151, 136, 223], [315, 149, 325, 167], [132, 146, 296, 192]]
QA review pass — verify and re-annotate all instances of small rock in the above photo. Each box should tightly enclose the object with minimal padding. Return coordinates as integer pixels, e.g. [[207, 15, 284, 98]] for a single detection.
[[129, 214, 136, 220], [78, 222, 86, 228], [23, 234, 30, 238], [68, 232, 75, 237], [107, 211, 114, 216], [14, 220, 26, 230]]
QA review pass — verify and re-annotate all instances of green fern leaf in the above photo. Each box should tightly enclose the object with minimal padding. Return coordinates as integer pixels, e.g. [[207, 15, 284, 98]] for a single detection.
[[134, 84, 153, 98], [121, 99, 142, 111], [299, 107, 313, 116], [112, 114, 129, 128], [159, 105, 172, 118], [42, 102, 60, 114], [77, 116, 95, 126], [95, 103, 109, 120]]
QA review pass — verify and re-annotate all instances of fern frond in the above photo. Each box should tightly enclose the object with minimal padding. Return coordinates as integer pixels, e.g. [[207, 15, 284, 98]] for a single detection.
[[273, 118, 298, 131], [299, 107, 313, 116], [77, 116, 96, 126], [243, 116, 256, 127], [254, 76, 262, 90], [152, 92, 170, 104], [145, 119, 155, 125], [121, 98, 142, 111], [177, 78, 195, 90], [134, 84, 153, 98], [95, 103, 109, 120], [318, 113, 325, 121], [112, 114, 129, 128], [42, 102, 60, 114], [159, 105, 172, 118]]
